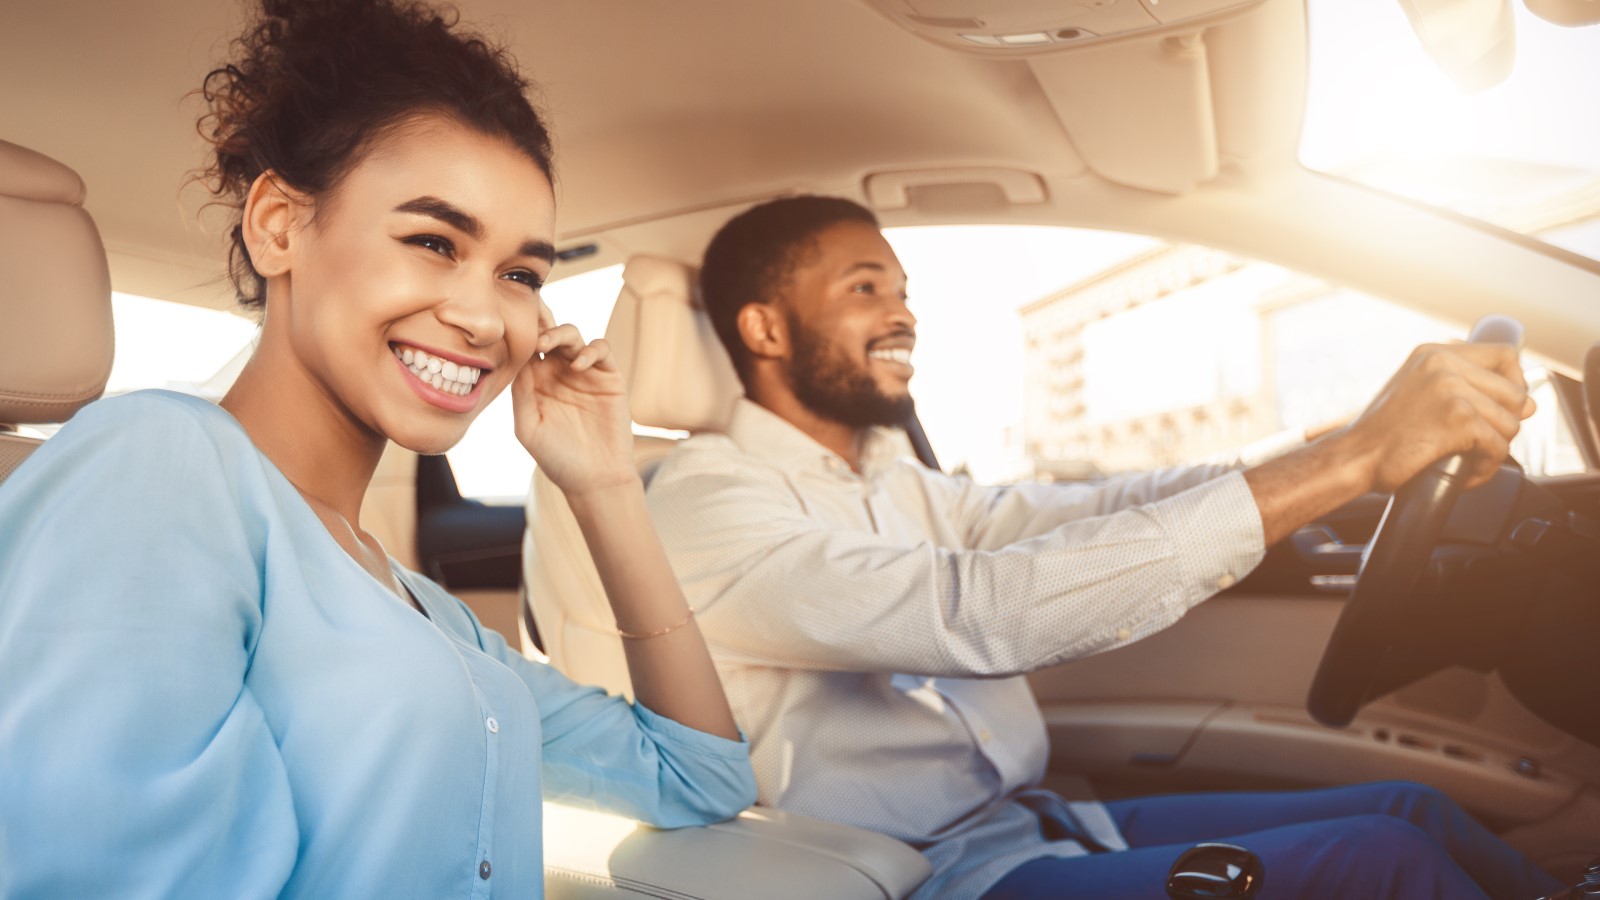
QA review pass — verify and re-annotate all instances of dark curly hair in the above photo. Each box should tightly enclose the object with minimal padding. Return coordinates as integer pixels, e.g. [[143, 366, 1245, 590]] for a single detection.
[[699, 196, 880, 389], [195, 0, 554, 311]]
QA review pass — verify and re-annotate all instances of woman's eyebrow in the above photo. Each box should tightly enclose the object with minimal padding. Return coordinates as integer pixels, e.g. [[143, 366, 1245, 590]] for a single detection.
[[519, 240, 556, 264], [394, 196, 482, 238], [394, 195, 555, 263]]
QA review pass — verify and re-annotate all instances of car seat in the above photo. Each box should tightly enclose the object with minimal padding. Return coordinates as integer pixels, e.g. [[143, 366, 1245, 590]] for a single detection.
[[524, 255, 932, 900], [524, 255, 742, 695], [0, 138, 113, 485]]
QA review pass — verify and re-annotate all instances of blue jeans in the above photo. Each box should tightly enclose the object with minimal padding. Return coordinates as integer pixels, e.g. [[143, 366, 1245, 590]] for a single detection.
[[982, 781, 1560, 900]]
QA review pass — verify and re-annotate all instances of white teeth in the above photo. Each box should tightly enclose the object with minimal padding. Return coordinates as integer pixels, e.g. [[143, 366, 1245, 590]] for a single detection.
[[869, 348, 913, 365], [394, 344, 483, 397]]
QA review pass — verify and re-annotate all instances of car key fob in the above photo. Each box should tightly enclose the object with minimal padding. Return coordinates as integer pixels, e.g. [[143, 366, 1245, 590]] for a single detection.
[[1166, 842, 1264, 899]]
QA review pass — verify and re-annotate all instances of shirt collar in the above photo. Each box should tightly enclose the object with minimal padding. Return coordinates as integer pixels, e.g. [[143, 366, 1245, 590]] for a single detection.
[[725, 398, 905, 479]]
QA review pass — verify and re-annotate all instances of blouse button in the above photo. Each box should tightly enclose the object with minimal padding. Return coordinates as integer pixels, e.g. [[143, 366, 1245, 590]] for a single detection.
[[486, 716, 500, 734], [479, 860, 492, 880], [1217, 573, 1237, 590]]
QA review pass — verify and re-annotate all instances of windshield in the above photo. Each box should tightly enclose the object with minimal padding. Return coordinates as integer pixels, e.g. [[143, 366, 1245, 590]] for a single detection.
[[1301, 0, 1600, 262]]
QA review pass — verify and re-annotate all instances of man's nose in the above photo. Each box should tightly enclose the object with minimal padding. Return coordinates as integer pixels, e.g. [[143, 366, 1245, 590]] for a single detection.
[[891, 295, 917, 331]]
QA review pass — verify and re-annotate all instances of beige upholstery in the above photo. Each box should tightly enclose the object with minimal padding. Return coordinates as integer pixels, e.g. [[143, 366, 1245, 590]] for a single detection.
[[524, 435, 678, 698], [606, 254, 743, 434], [524, 256, 931, 898], [525, 255, 743, 693], [544, 802, 931, 900], [0, 139, 113, 482]]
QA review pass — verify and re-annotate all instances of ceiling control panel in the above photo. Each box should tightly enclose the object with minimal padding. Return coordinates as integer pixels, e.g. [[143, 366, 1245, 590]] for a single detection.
[[863, 0, 1262, 53]]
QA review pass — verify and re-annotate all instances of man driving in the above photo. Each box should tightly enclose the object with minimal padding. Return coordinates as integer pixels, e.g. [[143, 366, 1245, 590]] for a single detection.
[[644, 196, 1559, 899]]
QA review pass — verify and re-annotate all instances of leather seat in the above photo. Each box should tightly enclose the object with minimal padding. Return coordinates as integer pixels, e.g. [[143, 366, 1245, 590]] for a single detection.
[[525, 256, 932, 900], [524, 255, 742, 696], [0, 139, 113, 484]]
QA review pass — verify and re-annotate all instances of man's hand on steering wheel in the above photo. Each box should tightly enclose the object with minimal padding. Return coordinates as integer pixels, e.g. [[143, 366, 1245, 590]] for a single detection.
[[1241, 340, 1534, 550], [1342, 341, 1535, 495]]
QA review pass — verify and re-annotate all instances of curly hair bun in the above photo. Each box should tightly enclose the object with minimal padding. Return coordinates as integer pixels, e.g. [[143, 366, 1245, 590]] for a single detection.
[[196, 0, 553, 310]]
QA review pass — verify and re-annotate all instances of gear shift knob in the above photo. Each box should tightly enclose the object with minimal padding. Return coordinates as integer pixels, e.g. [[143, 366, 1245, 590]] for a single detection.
[[1166, 843, 1265, 899]]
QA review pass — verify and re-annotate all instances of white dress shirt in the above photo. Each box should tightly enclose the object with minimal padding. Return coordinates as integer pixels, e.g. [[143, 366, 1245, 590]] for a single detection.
[[647, 399, 1276, 900]]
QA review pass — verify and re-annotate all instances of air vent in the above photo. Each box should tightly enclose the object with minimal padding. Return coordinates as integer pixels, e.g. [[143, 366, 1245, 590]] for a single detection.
[[555, 243, 599, 262]]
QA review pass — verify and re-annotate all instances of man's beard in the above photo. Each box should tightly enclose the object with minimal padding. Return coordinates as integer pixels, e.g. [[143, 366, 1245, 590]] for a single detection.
[[786, 316, 914, 429]]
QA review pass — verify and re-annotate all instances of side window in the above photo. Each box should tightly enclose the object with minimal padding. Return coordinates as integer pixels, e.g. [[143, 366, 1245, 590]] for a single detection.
[[1510, 371, 1591, 477], [107, 292, 259, 399], [445, 264, 625, 502]]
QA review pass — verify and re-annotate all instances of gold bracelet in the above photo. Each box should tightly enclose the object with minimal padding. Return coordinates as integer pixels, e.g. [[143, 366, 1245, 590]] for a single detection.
[[616, 608, 696, 640]]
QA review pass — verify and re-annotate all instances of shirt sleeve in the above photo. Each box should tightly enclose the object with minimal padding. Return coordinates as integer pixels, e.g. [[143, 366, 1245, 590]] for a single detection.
[[941, 425, 1306, 551], [434, 593, 757, 829], [939, 462, 1241, 550], [0, 395, 298, 899], [648, 447, 1266, 679]]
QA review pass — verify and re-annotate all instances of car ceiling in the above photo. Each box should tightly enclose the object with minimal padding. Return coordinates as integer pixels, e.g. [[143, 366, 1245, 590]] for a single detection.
[[0, 0, 1292, 288], [4, 0, 1598, 367]]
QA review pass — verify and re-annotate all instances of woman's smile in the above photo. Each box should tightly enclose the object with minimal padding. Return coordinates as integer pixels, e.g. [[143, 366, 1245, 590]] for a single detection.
[[390, 342, 489, 413]]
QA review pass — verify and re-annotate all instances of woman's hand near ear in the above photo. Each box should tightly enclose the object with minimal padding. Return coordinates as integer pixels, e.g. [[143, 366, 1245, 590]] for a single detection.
[[512, 313, 740, 741]]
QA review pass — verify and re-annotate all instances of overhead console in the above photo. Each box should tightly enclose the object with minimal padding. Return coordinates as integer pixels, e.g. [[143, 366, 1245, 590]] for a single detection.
[[861, 0, 1264, 54]]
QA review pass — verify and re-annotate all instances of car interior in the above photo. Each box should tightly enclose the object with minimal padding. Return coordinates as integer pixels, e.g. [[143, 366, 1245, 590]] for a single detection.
[[4, 0, 1600, 897]]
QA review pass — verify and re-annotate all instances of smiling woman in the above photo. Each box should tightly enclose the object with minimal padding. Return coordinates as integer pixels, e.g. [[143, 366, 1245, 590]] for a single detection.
[[226, 114, 556, 456], [0, 0, 753, 896]]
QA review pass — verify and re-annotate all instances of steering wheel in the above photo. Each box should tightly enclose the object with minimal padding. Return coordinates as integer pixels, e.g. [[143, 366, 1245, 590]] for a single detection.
[[1307, 315, 1525, 728]]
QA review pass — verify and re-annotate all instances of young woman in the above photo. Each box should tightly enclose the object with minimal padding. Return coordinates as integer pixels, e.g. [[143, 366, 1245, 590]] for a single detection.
[[0, 1, 755, 896]]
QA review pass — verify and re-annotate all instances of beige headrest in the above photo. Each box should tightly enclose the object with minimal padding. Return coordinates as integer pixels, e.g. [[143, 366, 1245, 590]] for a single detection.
[[604, 255, 742, 433], [0, 139, 113, 425]]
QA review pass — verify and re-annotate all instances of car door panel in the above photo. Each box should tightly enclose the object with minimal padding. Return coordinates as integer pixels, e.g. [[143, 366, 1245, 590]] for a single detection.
[[414, 453, 530, 647]]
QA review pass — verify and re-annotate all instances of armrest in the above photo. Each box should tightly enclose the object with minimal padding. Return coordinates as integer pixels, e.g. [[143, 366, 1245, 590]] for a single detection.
[[543, 802, 932, 900]]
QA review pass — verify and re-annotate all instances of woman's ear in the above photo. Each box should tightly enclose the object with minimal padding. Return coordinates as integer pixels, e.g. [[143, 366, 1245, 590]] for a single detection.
[[240, 172, 308, 280], [736, 302, 788, 361]]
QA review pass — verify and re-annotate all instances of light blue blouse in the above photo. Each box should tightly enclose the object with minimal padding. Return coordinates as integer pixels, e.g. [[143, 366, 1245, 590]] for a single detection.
[[0, 390, 756, 899]]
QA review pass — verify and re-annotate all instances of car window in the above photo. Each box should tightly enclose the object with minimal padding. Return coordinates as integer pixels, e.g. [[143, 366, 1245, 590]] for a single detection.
[[1511, 370, 1590, 477], [446, 223, 1589, 502], [445, 264, 625, 502], [105, 293, 258, 401], [1302, 0, 1600, 263], [897, 228, 1581, 483]]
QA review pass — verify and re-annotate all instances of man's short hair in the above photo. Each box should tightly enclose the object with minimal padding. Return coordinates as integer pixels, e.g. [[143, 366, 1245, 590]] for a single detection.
[[699, 195, 880, 388]]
